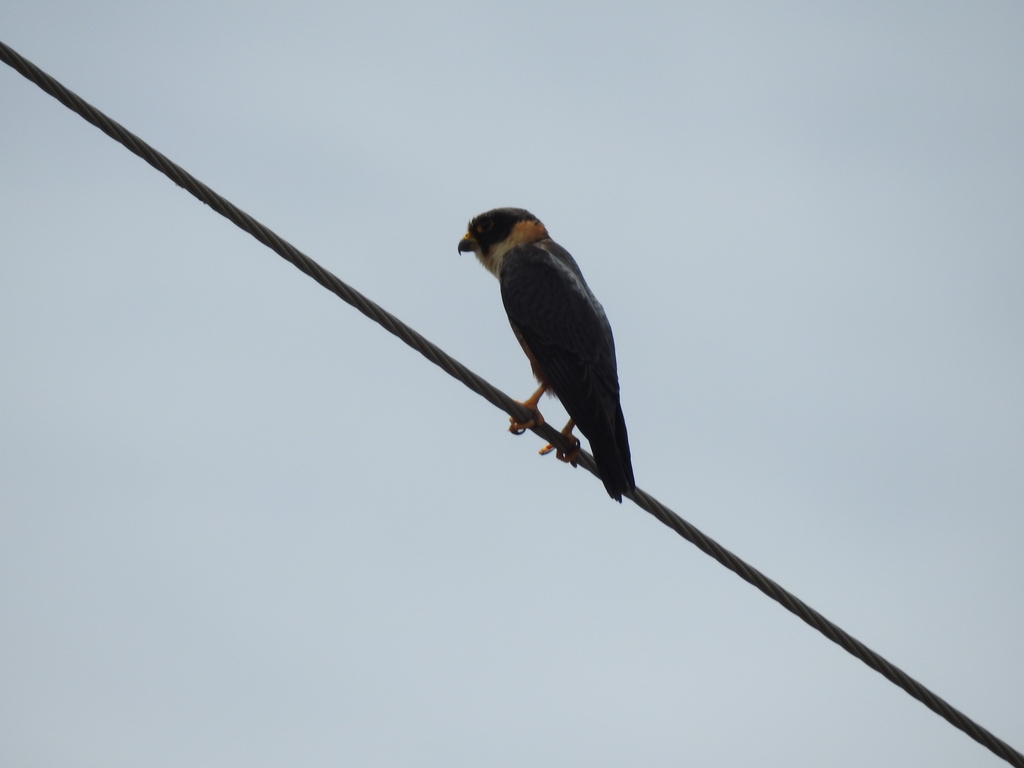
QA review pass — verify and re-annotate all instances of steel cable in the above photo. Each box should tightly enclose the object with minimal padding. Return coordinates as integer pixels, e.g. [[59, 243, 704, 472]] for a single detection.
[[2, 39, 1021, 768]]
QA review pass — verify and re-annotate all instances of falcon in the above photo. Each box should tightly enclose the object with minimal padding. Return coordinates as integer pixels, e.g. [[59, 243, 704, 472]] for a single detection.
[[458, 207, 635, 501]]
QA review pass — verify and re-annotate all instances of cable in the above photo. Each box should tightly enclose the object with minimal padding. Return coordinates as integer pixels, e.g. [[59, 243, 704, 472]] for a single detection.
[[2, 39, 1021, 768]]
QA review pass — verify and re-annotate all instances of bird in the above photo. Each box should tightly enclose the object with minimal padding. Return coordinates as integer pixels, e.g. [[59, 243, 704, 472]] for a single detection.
[[458, 207, 635, 501]]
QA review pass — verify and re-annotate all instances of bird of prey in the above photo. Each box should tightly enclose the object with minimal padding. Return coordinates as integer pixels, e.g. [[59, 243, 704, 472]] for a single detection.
[[458, 207, 635, 501]]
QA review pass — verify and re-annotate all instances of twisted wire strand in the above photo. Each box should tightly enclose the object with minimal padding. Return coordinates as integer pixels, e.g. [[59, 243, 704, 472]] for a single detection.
[[2, 39, 1020, 768]]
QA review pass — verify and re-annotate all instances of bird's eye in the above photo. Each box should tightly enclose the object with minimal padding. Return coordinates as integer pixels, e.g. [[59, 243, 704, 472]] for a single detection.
[[477, 219, 493, 233]]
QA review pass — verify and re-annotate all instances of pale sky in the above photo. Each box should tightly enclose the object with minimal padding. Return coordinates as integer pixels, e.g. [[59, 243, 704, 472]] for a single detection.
[[2, 2, 1022, 766]]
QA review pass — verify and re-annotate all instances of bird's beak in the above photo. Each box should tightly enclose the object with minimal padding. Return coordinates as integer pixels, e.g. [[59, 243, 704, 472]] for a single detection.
[[458, 233, 478, 254]]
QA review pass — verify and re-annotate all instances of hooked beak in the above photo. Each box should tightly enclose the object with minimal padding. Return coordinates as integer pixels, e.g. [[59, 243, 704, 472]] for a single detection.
[[458, 233, 478, 254]]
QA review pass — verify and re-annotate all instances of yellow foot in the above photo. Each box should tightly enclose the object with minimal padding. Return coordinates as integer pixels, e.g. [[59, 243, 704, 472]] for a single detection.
[[539, 419, 580, 464], [508, 384, 547, 435], [559, 439, 581, 464], [509, 414, 540, 435]]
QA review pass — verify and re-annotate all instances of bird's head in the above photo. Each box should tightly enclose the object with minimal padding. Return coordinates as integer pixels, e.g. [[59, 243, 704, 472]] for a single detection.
[[458, 207, 549, 277]]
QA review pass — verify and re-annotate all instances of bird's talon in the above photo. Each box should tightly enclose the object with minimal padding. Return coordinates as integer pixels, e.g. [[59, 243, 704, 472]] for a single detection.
[[508, 416, 536, 435], [508, 389, 546, 435], [556, 438, 581, 465], [539, 443, 556, 456]]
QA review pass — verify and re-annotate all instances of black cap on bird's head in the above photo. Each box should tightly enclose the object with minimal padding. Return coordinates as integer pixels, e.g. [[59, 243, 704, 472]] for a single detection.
[[458, 208, 547, 263]]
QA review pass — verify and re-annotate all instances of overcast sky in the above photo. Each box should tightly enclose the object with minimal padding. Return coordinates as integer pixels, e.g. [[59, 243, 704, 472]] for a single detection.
[[2, 2, 1022, 766]]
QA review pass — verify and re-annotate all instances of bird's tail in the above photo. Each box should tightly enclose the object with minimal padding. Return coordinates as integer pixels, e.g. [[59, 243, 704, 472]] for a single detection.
[[592, 403, 635, 502]]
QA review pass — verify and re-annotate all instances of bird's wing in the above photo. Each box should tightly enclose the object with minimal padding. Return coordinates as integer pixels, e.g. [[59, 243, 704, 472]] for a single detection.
[[501, 240, 635, 499], [499, 242, 619, 426]]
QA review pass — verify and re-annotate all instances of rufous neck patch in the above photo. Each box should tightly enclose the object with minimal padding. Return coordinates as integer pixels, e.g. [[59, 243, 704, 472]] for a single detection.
[[477, 218, 550, 279], [507, 219, 549, 247]]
